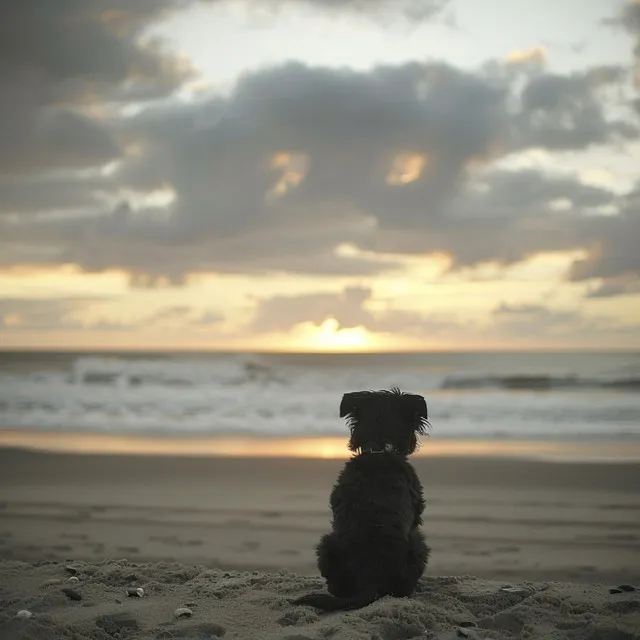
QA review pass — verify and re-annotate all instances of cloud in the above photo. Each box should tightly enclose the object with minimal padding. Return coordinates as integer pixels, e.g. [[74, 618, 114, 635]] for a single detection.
[[0, 1, 202, 180], [251, 285, 474, 337], [0, 0, 449, 176], [0, 2, 639, 297], [604, 2, 640, 106], [515, 68, 637, 151], [143, 304, 225, 326], [567, 191, 640, 288], [1, 109, 122, 177], [250, 286, 372, 332], [0, 172, 116, 216], [247, 286, 640, 347], [4, 287, 637, 348], [489, 301, 639, 344], [362, 166, 620, 270], [493, 302, 581, 329], [4, 61, 635, 276], [585, 274, 640, 298], [271, 0, 450, 21], [506, 46, 547, 68], [0, 1, 195, 102], [7, 60, 503, 278], [114, 61, 508, 239], [0, 296, 108, 330], [619, 1, 640, 52], [0, 297, 225, 332]]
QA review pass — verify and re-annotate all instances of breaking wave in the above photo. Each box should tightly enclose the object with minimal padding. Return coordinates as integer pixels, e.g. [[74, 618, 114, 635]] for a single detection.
[[440, 375, 640, 392], [0, 352, 639, 440]]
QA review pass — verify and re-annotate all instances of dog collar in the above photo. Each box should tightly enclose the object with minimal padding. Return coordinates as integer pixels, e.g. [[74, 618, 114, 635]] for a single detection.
[[359, 444, 398, 454]]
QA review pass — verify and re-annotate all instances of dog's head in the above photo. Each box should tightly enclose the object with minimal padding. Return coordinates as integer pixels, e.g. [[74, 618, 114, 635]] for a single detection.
[[339, 387, 429, 455]]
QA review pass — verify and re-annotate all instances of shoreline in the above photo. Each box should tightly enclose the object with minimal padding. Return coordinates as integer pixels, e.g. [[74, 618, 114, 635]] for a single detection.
[[1, 429, 640, 461]]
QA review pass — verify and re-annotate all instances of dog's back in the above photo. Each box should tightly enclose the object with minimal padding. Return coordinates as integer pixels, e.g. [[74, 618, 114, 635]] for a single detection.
[[331, 453, 421, 539]]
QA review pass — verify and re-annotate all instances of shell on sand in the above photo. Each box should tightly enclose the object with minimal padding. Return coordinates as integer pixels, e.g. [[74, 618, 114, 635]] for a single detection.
[[15, 610, 33, 619], [1, 561, 639, 640]]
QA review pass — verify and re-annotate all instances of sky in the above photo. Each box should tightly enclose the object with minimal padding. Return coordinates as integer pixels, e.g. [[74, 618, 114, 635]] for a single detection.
[[0, 0, 639, 352]]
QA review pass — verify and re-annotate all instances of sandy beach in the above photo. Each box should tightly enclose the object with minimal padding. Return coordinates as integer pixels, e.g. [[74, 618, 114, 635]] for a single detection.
[[0, 447, 639, 638]]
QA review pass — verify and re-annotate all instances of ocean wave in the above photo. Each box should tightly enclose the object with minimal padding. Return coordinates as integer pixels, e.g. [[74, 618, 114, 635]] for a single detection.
[[440, 375, 640, 392], [1, 373, 639, 439], [70, 355, 285, 387], [1, 353, 640, 440]]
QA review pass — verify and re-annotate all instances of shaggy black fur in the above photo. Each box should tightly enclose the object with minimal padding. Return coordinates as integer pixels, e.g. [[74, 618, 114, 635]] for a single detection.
[[291, 388, 430, 612]]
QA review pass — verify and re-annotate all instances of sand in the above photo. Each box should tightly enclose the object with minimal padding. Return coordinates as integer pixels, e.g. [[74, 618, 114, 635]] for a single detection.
[[1, 559, 639, 639], [0, 448, 639, 638]]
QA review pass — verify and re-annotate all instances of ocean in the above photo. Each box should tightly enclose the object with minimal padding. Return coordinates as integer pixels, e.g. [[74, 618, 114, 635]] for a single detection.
[[0, 350, 639, 443]]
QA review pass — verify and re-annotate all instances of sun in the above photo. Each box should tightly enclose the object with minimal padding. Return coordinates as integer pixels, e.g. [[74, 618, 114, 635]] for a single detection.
[[292, 317, 375, 352]]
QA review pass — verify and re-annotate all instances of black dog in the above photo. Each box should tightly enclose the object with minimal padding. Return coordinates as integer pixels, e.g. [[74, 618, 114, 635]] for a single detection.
[[291, 388, 430, 612]]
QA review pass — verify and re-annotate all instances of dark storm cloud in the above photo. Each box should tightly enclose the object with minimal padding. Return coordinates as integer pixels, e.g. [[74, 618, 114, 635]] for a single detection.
[[619, 1, 640, 46], [462, 169, 615, 211], [363, 212, 578, 271], [0, 172, 116, 215], [567, 196, 640, 286], [604, 1, 640, 113], [0, 199, 402, 284], [0, 0, 194, 102], [0, 0, 446, 146], [5, 60, 507, 279], [516, 69, 637, 150], [0, 0, 196, 176], [361, 165, 619, 270], [366, 185, 640, 299], [118, 61, 507, 239], [110, 60, 635, 257], [0, 0, 639, 296], [0, 108, 121, 176], [1, 58, 637, 284], [109, 59, 630, 256]]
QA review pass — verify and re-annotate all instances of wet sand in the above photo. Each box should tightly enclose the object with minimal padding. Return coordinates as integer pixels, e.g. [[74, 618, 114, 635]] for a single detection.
[[0, 448, 638, 584]]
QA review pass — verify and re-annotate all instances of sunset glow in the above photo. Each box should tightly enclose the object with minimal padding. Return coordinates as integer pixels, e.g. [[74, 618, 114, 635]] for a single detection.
[[291, 318, 376, 352], [386, 153, 428, 185], [2, 430, 638, 461], [266, 151, 309, 201]]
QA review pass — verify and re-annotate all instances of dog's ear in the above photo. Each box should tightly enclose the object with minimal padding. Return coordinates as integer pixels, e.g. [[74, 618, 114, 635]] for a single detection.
[[398, 393, 429, 433], [339, 392, 368, 418]]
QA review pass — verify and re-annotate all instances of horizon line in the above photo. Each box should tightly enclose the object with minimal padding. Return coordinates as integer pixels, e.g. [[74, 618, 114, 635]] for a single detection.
[[1, 346, 638, 355]]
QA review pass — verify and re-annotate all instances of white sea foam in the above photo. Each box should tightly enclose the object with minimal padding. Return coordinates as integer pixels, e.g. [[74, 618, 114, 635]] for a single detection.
[[0, 353, 639, 439]]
